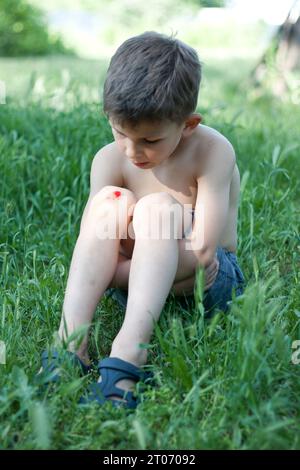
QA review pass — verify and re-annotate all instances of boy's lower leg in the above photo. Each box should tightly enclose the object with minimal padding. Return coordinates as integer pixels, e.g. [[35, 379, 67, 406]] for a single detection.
[[58, 186, 136, 364], [109, 193, 180, 393]]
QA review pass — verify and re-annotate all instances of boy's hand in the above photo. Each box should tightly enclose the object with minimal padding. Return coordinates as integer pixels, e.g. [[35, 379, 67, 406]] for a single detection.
[[204, 255, 219, 291], [171, 253, 219, 296]]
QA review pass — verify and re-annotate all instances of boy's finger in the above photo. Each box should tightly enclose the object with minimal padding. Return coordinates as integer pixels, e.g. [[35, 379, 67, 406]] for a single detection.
[[205, 256, 218, 276], [204, 260, 219, 288]]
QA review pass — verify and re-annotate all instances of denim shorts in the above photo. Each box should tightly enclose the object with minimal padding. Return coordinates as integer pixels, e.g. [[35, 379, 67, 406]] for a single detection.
[[201, 246, 245, 316], [181, 212, 245, 315], [174, 246, 245, 316], [105, 209, 246, 317], [105, 246, 245, 317]]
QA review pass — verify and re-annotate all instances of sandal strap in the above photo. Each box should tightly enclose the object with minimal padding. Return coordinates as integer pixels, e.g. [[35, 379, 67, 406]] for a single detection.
[[87, 381, 137, 408], [41, 348, 90, 379], [98, 357, 143, 400], [99, 357, 154, 385], [99, 357, 142, 379], [79, 357, 155, 408], [81, 357, 150, 408]]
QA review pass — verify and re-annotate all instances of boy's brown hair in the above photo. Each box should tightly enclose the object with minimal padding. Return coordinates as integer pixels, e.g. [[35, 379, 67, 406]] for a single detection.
[[103, 31, 201, 127]]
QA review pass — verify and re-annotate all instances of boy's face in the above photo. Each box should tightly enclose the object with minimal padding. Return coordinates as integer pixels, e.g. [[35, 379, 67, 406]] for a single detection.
[[110, 116, 200, 169]]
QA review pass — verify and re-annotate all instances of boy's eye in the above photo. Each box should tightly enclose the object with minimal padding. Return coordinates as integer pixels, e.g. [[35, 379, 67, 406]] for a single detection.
[[144, 139, 161, 144], [113, 128, 161, 144]]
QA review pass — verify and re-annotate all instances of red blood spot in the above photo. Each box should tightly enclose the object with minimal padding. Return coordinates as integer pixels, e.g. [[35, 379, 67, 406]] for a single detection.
[[113, 191, 121, 198]]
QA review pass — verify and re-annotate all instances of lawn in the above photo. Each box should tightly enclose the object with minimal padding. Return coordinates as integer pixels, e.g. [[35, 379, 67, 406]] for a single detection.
[[0, 54, 299, 450]]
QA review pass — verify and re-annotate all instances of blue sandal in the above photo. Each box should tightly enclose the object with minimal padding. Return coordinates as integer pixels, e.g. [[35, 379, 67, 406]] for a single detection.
[[37, 348, 91, 385], [79, 357, 153, 409]]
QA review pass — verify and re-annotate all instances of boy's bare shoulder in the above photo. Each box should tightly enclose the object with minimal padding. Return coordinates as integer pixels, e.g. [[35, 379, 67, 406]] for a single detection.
[[91, 141, 124, 187], [94, 141, 123, 162], [93, 141, 125, 174], [190, 125, 236, 178], [196, 124, 234, 149]]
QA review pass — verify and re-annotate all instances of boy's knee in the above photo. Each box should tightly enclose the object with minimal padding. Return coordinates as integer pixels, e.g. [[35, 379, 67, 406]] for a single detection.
[[134, 191, 176, 211], [133, 192, 183, 238], [91, 186, 136, 208], [88, 186, 136, 221], [83, 187, 136, 239]]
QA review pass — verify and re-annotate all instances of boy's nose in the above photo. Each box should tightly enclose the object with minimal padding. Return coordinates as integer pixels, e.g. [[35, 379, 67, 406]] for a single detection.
[[125, 140, 141, 159]]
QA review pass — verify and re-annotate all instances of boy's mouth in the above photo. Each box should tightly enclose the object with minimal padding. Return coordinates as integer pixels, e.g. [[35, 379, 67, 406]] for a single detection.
[[133, 161, 149, 168]]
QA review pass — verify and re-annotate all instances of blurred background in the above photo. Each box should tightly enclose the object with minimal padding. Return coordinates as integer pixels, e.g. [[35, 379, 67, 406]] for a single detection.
[[0, 0, 299, 109]]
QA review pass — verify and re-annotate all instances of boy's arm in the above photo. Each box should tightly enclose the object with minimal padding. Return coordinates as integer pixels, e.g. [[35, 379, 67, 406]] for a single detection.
[[80, 144, 123, 232], [191, 136, 236, 266], [177, 136, 235, 280]]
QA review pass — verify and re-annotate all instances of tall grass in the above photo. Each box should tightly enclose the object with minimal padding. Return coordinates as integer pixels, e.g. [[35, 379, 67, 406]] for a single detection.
[[0, 56, 299, 449]]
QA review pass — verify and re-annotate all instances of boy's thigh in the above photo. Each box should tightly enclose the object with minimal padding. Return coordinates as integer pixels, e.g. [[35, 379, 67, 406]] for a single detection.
[[120, 218, 136, 258], [120, 237, 135, 258], [171, 275, 195, 296], [119, 201, 137, 257], [120, 198, 191, 259]]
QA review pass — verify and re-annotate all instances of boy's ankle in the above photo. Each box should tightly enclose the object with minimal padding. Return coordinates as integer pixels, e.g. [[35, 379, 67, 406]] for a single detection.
[[109, 344, 148, 368], [56, 330, 90, 366], [76, 353, 91, 367]]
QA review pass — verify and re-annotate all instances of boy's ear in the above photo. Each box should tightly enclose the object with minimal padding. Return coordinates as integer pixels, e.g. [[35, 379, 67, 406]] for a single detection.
[[182, 113, 202, 137]]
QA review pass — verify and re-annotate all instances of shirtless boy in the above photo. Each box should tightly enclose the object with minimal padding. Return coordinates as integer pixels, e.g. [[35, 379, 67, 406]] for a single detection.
[[40, 31, 245, 409]]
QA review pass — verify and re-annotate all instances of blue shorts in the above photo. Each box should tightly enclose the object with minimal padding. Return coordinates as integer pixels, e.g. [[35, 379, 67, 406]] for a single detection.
[[200, 246, 245, 317], [180, 211, 245, 315], [105, 246, 245, 317], [176, 246, 245, 316], [106, 206, 245, 316]]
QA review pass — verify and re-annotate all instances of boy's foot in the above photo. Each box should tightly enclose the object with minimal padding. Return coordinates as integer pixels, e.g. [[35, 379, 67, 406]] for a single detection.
[[79, 357, 153, 409], [36, 348, 91, 386]]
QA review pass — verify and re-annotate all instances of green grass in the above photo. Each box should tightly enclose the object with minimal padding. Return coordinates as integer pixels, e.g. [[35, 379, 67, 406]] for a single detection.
[[0, 55, 300, 450]]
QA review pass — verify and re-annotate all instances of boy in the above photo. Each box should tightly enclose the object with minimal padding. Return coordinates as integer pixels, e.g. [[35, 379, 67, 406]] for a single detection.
[[40, 32, 245, 408]]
